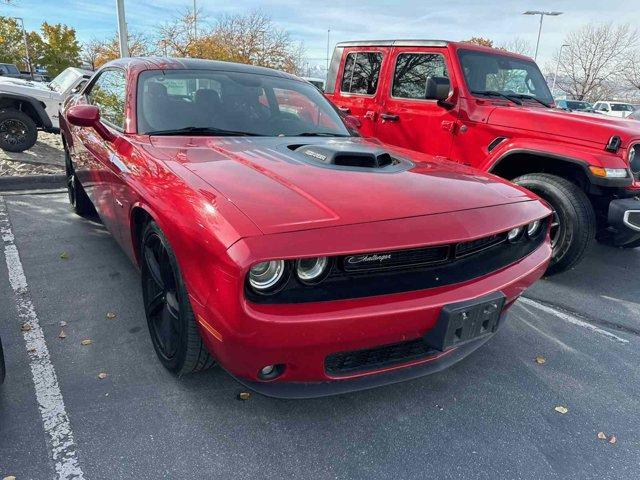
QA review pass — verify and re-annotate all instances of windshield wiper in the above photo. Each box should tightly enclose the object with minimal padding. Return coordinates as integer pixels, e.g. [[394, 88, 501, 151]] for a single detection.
[[471, 90, 522, 105], [146, 126, 263, 136], [294, 132, 350, 137], [506, 93, 551, 108]]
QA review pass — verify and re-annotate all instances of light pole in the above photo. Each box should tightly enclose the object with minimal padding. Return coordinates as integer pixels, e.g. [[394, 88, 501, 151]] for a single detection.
[[116, 0, 130, 57], [326, 29, 331, 74], [12, 17, 33, 79], [552, 43, 570, 97], [523, 10, 563, 61]]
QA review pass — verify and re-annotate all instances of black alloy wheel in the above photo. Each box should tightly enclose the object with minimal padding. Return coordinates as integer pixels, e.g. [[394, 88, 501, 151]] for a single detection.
[[0, 110, 37, 152], [141, 221, 215, 375]]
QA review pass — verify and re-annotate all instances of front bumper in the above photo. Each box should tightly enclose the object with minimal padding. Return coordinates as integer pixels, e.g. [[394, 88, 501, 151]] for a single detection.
[[193, 242, 551, 398], [604, 198, 640, 246]]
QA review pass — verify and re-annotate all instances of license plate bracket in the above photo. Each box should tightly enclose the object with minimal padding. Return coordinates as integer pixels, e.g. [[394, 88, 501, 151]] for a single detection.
[[424, 292, 506, 351]]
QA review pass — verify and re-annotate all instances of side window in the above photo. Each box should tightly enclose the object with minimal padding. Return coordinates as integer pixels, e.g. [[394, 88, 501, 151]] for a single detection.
[[392, 53, 448, 99], [88, 70, 126, 129], [340, 52, 383, 95]]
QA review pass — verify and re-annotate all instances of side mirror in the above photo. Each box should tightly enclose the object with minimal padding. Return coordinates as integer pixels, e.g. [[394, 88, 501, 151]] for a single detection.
[[67, 104, 115, 142], [343, 114, 361, 130], [425, 76, 451, 101]]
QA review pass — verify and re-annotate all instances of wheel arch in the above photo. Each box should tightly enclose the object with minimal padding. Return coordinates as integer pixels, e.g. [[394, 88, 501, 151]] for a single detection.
[[130, 204, 156, 268], [489, 150, 593, 192], [0, 93, 52, 130]]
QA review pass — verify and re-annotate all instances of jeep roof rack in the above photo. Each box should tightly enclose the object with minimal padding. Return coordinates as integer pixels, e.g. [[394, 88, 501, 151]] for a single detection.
[[335, 40, 449, 48]]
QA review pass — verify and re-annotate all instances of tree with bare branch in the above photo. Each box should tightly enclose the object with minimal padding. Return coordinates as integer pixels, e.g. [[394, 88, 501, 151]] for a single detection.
[[553, 23, 637, 101]]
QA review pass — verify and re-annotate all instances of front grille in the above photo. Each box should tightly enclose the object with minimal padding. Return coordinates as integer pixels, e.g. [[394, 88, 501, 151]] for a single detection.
[[246, 218, 549, 304], [343, 245, 449, 273], [325, 339, 436, 376], [626, 211, 640, 229], [455, 233, 506, 257]]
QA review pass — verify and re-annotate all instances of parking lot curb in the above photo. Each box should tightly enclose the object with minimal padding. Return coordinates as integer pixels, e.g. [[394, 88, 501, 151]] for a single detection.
[[0, 174, 65, 192]]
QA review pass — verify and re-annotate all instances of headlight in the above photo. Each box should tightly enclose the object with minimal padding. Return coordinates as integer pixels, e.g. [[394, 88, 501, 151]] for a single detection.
[[589, 166, 628, 178], [248, 260, 286, 292], [507, 226, 524, 243], [296, 257, 329, 284], [526, 220, 542, 237]]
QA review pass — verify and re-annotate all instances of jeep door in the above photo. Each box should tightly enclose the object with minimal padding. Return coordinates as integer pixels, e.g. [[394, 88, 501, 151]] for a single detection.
[[373, 47, 458, 157], [325, 47, 389, 137]]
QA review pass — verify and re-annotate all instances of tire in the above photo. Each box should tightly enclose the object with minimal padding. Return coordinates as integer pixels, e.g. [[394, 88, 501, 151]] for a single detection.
[[141, 221, 215, 376], [65, 150, 94, 217], [513, 173, 595, 275], [0, 109, 37, 152], [0, 336, 5, 385]]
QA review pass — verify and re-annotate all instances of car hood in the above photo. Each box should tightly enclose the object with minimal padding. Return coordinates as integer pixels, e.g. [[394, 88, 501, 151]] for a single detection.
[[146, 136, 537, 235], [0, 78, 53, 96], [488, 106, 640, 145]]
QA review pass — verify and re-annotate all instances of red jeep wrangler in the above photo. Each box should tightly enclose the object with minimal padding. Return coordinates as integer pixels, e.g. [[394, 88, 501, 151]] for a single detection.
[[325, 40, 640, 273]]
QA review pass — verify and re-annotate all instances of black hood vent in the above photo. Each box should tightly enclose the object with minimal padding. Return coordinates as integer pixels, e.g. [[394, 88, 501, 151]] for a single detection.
[[292, 143, 408, 171]]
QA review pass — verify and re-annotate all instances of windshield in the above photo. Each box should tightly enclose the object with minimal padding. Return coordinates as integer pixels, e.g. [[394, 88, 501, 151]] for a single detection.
[[137, 69, 350, 137], [49, 69, 81, 93], [611, 103, 634, 112], [566, 101, 592, 110], [458, 49, 553, 104], [0, 64, 20, 75]]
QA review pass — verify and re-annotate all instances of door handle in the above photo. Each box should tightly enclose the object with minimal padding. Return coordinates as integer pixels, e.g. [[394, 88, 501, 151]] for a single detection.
[[338, 106, 351, 114], [380, 113, 399, 122]]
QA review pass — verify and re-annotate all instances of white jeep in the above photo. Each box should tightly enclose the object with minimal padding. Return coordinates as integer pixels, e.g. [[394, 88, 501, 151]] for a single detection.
[[0, 67, 93, 152]]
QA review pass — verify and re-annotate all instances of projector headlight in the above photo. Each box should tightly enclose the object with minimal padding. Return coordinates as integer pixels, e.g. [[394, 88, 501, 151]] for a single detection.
[[526, 220, 542, 237], [507, 226, 524, 243], [296, 257, 329, 284], [248, 260, 286, 293]]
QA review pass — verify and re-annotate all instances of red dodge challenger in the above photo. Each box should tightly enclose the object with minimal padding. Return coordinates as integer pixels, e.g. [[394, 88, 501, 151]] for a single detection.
[[60, 58, 552, 398]]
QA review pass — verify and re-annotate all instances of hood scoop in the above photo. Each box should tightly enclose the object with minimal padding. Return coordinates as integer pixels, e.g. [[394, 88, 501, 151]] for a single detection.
[[292, 143, 410, 171]]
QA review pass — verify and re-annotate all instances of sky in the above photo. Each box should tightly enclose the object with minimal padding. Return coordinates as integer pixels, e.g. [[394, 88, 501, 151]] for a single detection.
[[3, 0, 639, 73]]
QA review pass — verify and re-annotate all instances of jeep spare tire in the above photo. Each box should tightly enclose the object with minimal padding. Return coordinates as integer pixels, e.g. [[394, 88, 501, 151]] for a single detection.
[[0, 109, 38, 152], [514, 173, 595, 275]]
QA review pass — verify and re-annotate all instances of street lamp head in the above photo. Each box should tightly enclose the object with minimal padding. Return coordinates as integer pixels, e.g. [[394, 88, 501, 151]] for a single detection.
[[523, 11, 563, 16]]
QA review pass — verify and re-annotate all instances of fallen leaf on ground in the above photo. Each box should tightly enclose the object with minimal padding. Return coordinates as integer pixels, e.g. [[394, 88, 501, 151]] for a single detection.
[[554, 406, 569, 414], [58, 330, 67, 339], [20, 323, 31, 332], [27, 347, 36, 353], [238, 392, 251, 401], [98, 372, 108, 379], [59, 321, 67, 327], [535, 355, 546, 365], [106, 312, 117, 320], [81, 339, 92, 346], [597, 432, 606, 440], [608, 435, 617, 444], [4, 475, 17, 480], [59, 251, 69, 260]]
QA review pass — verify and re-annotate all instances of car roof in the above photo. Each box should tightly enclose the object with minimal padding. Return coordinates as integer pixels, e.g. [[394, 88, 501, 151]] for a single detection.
[[102, 57, 300, 81], [334, 40, 534, 62]]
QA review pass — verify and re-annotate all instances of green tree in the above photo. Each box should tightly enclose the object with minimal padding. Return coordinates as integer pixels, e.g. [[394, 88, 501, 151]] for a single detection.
[[38, 22, 81, 76], [0, 16, 30, 69]]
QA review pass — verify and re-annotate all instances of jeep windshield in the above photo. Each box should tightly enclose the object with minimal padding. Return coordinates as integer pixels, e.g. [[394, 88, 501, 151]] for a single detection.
[[137, 70, 352, 137], [458, 49, 553, 106], [49, 68, 82, 93]]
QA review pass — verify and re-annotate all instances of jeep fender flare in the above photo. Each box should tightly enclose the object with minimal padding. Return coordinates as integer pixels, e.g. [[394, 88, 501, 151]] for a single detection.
[[484, 139, 632, 188], [0, 92, 54, 131]]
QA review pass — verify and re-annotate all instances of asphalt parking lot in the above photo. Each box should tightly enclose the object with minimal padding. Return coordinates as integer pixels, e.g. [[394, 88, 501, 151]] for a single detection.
[[1, 192, 639, 480]]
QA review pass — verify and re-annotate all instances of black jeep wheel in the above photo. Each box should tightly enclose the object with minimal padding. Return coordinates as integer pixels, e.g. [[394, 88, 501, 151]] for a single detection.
[[0, 109, 37, 152], [65, 150, 94, 217], [141, 221, 215, 375], [514, 173, 595, 275]]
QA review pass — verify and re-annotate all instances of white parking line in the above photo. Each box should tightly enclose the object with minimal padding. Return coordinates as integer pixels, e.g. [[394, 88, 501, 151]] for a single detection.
[[0, 197, 85, 480], [518, 297, 629, 344]]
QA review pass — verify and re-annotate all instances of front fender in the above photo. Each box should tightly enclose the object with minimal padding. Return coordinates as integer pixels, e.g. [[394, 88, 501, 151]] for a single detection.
[[485, 138, 632, 187]]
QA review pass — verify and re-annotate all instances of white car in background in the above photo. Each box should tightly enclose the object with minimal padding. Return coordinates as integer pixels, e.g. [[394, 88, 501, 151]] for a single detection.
[[302, 76, 326, 91], [0, 67, 93, 152], [592, 100, 635, 118]]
